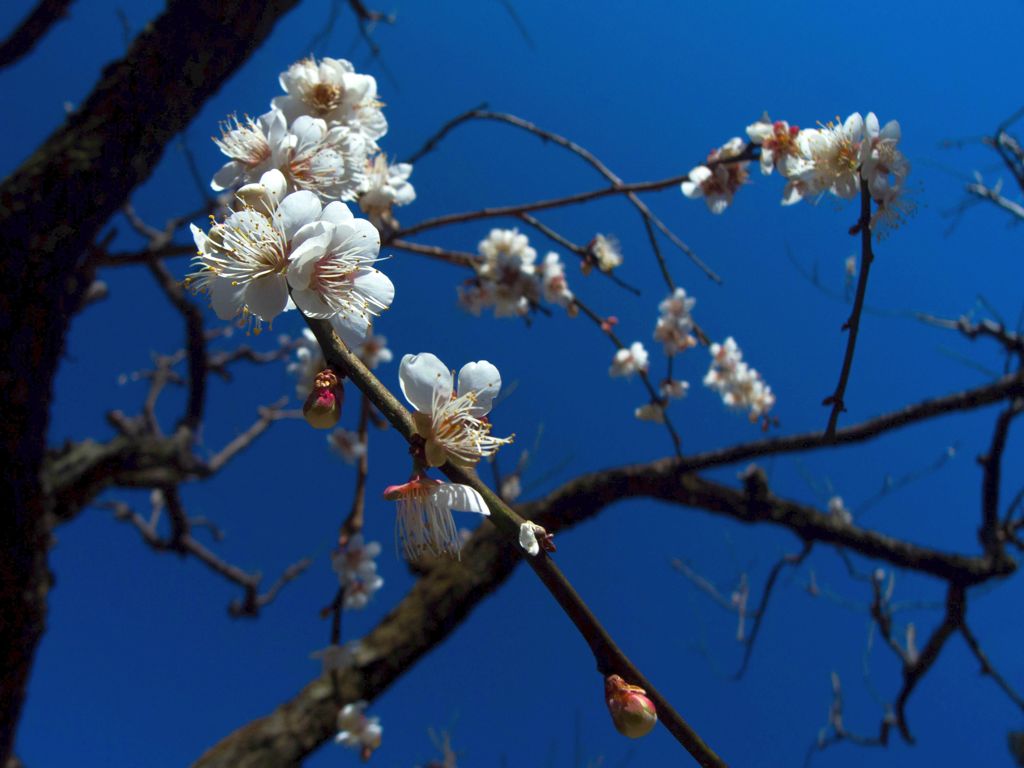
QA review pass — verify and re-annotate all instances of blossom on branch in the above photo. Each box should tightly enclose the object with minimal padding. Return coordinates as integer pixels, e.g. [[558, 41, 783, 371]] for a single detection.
[[584, 233, 623, 274], [399, 353, 513, 467], [680, 137, 750, 213], [310, 639, 362, 675], [189, 170, 394, 336], [334, 700, 383, 759], [384, 476, 490, 560], [609, 342, 649, 378], [653, 287, 698, 356], [332, 534, 384, 609], [745, 113, 803, 177], [703, 336, 775, 421], [358, 153, 415, 228], [211, 110, 285, 191], [274, 56, 387, 147], [327, 428, 367, 464], [540, 251, 575, 310], [460, 228, 540, 318]]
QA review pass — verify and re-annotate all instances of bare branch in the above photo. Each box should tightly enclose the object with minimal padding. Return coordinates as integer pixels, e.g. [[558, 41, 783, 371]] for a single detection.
[[0, 0, 75, 69]]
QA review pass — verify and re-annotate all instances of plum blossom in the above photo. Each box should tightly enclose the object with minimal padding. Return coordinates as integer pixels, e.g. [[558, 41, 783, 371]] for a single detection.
[[211, 110, 285, 191], [383, 476, 490, 560], [703, 337, 775, 421], [399, 353, 513, 467], [189, 170, 394, 336], [283, 115, 367, 202], [827, 496, 853, 525], [585, 233, 623, 274], [460, 228, 539, 318], [609, 342, 649, 378], [681, 137, 750, 213], [327, 428, 367, 464], [653, 287, 698, 356], [332, 534, 383, 609], [660, 378, 690, 399], [518, 521, 548, 556], [274, 56, 387, 146], [540, 251, 575, 309], [745, 113, 803, 177], [358, 153, 415, 226], [634, 403, 665, 423], [310, 639, 362, 675], [860, 112, 908, 199], [792, 113, 865, 201], [334, 701, 382, 758]]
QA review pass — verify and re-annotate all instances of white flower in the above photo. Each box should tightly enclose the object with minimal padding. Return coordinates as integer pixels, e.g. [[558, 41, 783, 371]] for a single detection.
[[399, 353, 513, 467], [335, 701, 382, 756], [844, 254, 857, 278], [331, 535, 384, 611], [703, 337, 775, 421], [188, 170, 293, 330], [827, 496, 853, 525], [288, 329, 326, 398], [587, 233, 623, 273], [282, 115, 367, 202], [310, 639, 362, 675], [383, 476, 490, 560], [189, 169, 394, 336], [681, 137, 750, 213], [358, 153, 415, 222], [519, 521, 547, 556], [660, 379, 690, 399], [609, 342, 649, 378], [327, 428, 367, 464], [540, 251, 574, 308], [745, 113, 804, 177], [462, 228, 539, 318], [860, 112, 907, 199], [274, 56, 387, 146], [793, 113, 865, 201], [283, 195, 394, 338], [634, 403, 665, 423], [211, 110, 286, 191], [653, 287, 698, 356]]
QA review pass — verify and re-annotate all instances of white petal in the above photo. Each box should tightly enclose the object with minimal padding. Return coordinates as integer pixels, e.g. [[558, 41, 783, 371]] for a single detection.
[[519, 522, 540, 556], [209, 276, 244, 320], [245, 275, 289, 321], [330, 311, 370, 347], [320, 200, 355, 226], [864, 112, 879, 139], [351, 269, 394, 314], [456, 360, 501, 417], [328, 217, 381, 254], [437, 483, 490, 516], [399, 353, 452, 413], [291, 286, 336, 319], [259, 169, 288, 202], [211, 161, 245, 191], [277, 190, 323, 241]]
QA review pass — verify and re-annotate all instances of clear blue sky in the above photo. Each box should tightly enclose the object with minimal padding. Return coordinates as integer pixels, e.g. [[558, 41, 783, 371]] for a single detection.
[[4, 1, 1024, 766]]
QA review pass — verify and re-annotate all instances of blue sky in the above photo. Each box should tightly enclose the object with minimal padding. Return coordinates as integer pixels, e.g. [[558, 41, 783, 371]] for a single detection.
[[5, 1, 1024, 766]]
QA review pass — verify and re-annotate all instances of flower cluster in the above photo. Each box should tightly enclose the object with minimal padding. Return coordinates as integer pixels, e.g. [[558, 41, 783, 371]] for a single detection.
[[681, 137, 750, 213], [653, 287, 698, 356], [334, 701, 382, 759], [682, 111, 911, 232], [703, 337, 775, 422], [459, 229, 577, 317], [583, 234, 623, 274], [609, 341, 649, 378], [384, 353, 513, 560], [332, 534, 384, 609], [189, 169, 394, 336]]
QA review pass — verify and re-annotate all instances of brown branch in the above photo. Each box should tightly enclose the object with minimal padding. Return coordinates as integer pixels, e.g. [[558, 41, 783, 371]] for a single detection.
[[0, 0, 75, 69], [980, 400, 1023, 554], [960, 620, 1024, 712], [824, 184, 876, 437], [302, 316, 725, 766], [403, 107, 720, 282]]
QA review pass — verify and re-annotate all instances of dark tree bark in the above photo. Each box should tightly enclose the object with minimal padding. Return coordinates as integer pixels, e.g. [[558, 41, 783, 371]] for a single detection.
[[0, 0, 302, 761], [0, 0, 76, 70]]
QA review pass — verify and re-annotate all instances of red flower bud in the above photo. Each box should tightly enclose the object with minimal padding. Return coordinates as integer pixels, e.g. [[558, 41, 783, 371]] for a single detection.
[[303, 369, 344, 429], [605, 674, 657, 739]]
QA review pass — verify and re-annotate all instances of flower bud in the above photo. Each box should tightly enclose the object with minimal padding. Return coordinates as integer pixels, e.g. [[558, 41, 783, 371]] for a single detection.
[[303, 369, 344, 429], [605, 674, 657, 738]]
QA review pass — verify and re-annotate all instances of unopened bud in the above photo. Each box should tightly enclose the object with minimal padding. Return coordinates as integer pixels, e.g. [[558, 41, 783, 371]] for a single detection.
[[605, 674, 657, 738], [303, 369, 344, 429]]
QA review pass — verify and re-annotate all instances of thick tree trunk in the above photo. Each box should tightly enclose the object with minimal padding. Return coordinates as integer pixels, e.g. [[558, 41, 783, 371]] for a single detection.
[[0, 1, 301, 760]]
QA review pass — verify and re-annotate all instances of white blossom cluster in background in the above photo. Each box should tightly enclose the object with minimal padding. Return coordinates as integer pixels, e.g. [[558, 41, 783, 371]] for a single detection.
[[332, 534, 384, 609], [334, 700, 382, 759], [458, 228, 580, 317], [703, 337, 775, 422], [681, 111, 911, 234], [654, 287, 698, 356], [189, 56, 419, 337]]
